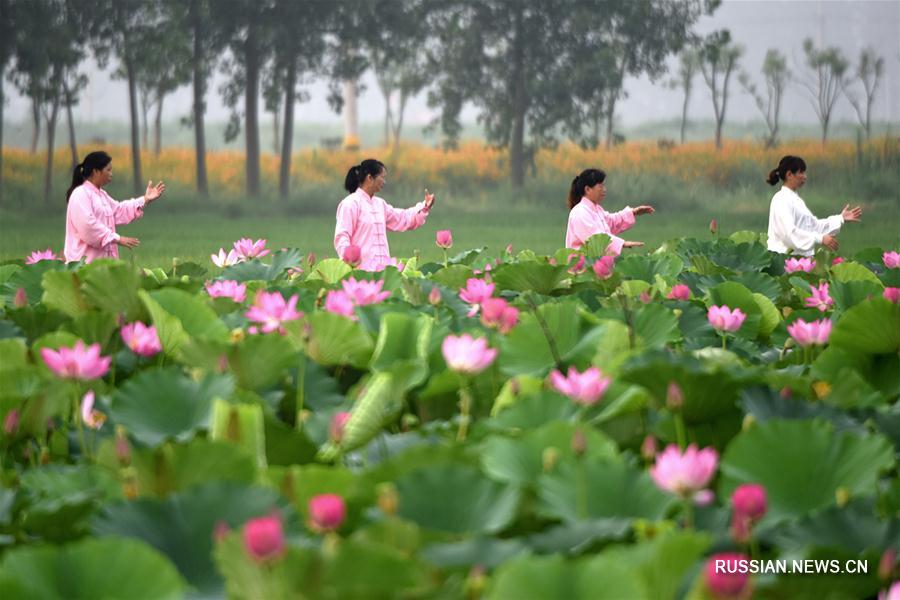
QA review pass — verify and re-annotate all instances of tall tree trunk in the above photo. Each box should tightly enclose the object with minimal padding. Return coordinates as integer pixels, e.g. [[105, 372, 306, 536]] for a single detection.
[[125, 55, 143, 196], [30, 98, 40, 154], [680, 86, 691, 144], [343, 79, 358, 148], [391, 91, 408, 154], [140, 86, 149, 150], [154, 92, 164, 156], [604, 94, 615, 150], [190, 1, 209, 197], [509, 7, 526, 189], [272, 107, 280, 155], [0, 72, 5, 205], [244, 23, 261, 197], [279, 59, 296, 200], [43, 101, 60, 207], [64, 81, 78, 170]]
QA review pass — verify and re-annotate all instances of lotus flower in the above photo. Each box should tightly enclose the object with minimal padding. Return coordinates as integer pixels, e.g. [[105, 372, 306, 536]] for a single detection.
[[330, 411, 351, 443], [435, 230, 453, 249], [650, 443, 718, 498], [211, 248, 240, 267], [242, 514, 285, 562], [245, 291, 302, 334], [341, 277, 391, 305], [342, 244, 361, 267], [704, 553, 750, 599], [428, 287, 442, 305], [308, 494, 346, 533], [880, 582, 900, 600], [641, 435, 657, 461], [324, 289, 356, 319], [884, 287, 900, 304], [441, 334, 497, 375], [385, 257, 405, 271], [80, 391, 106, 429], [120, 321, 162, 357], [549, 366, 611, 406], [567, 254, 586, 275], [459, 278, 495, 315], [233, 238, 270, 260], [205, 280, 247, 303], [884, 252, 900, 269], [13, 287, 27, 308], [709, 218, 718, 235], [480, 297, 519, 334], [707, 305, 746, 333], [731, 483, 767, 521], [831, 257, 844, 266], [592, 256, 615, 279], [41, 341, 111, 380], [787, 318, 831, 347], [804, 282, 833, 312], [784, 257, 815, 273], [25, 249, 60, 264], [667, 284, 691, 300], [3, 409, 19, 435]]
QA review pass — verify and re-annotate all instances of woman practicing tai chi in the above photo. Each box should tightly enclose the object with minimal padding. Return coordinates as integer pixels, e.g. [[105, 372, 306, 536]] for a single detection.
[[565, 168, 654, 255], [766, 155, 861, 256], [334, 158, 436, 271], [64, 151, 166, 263]]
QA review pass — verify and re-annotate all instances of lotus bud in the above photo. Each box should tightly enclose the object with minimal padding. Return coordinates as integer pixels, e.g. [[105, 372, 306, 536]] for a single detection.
[[13, 287, 27, 308], [213, 521, 231, 543], [428, 287, 442, 305], [242, 513, 285, 562], [329, 411, 351, 443], [3, 409, 19, 436], [217, 354, 229, 373], [742, 414, 756, 431], [709, 219, 718, 235], [666, 381, 684, 411], [835, 486, 850, 507], [308, 494, 346, 533], [779, 387, 792, 399], [542, 447, 560, 472], [306, 252, 317, 268], [878, 548, 896, 582], [641, 434, 657, 462], [115, 426, 131, 467], [639, 291, 652, 304], [571, 428, 587, 458], [377, 483, 399, 516]]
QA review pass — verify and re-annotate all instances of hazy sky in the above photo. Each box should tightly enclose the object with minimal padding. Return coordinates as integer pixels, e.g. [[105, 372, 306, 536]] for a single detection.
[[4, 0, 899, 127]]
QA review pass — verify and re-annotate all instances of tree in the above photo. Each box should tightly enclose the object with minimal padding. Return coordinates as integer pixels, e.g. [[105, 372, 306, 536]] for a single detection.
[[800, 38, 848, 146], [697, 30, 742, 150], [842, 47, 883, 140], [322, 1, 369, 150], [0, 0, 18, 203], [738, 48, 787, 148], [669, 47, 699, 144]]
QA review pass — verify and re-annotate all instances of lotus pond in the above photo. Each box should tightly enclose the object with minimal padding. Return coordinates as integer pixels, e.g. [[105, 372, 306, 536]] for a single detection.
[[0, 232, 898, 599]]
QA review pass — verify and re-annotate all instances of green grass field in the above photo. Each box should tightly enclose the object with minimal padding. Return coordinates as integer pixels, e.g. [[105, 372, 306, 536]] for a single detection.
[[2, 186, 897, 268]]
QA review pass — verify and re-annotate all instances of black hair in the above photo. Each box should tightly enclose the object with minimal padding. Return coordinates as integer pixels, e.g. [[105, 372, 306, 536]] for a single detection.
[[567, 168, 606, 210], [767, 155, 806, 186], [343, 158, 386, 193], [66, 151, 112, 202]]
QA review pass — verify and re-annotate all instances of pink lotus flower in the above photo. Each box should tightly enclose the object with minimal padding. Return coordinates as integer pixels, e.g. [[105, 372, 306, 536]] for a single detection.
[[245, 291, 303, 334], [330, 411, 351, 443], [804, 282, 833, 312], [308, 494, 346, 533], [428, 287, 442, 305], [731, 483, 767, 521], [342, 244, 361, 267], [592, 256, 615, 279], [341, 277, 391, 305], [705, 553, 750, 599], [435, 230, 453, 249], [831, 257, 844, 266], [709, 219, 718, 235], [80, 391, 106, 429], [480, 298, 519, 334], [707, 305, 746, 333], [324, 289, 356, 319], [459, 278, 495, 315], [211, 248, 241, 268], [787, 318, 832, 347], [667, 284, 691, 301], [385, 257, 405, 271], [549, 366, 611, 406], [120, 322, 162, 357], [441, 334, 498, 375], [233, 238, 270, 260], [880, 582, 900, 600], [41, 341, 111, 380], [505, 244, 513, 255], [25, 248, 60, 264], [784, 257, 815, 273], [205, 280, 247, 303], [884, 287, 900, 304], [884, 251, 900, 269], [242, 514, 285, 562], [13, 287, 27, 308], [3, 409, 19, 435], [650, 443, 718, 498], [567, 254, 586, 275]]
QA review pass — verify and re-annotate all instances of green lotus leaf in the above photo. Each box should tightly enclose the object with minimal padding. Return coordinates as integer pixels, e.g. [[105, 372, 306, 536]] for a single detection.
[[616, 253, 684, 283], [831, 261, 881, 284], [80, 261, 144, 319], [139, 287, 229, 355], [318, 372, 399, 460], [525, 518, 631, 555], [581, 233, 612, 258], [829, 297, 900, 355], [429, 264, 475, 289], [421, 536, 527, 568], [719, 419, 894, 522], [306, 257, 351, 284], [213, 532, 315, 600], [499, 301, 584, 377], [752, 292, 781, 338], [0, 537, 185, 600], [488, 391, 578, 431], [219, 249, 303, 282], [491, 262, 569, 295], [632, 302, 681, 349], [210, 399, 267, 469], [41, 270, 90, 318], [3, 260, 67, 308], [320, 539, 432, 598], [264, 464, 361, 523], [396, 463, 520, 534], [768, 500, 899, 555], [830, 279, 884, 312], [111, 367, 234, 447], [305, 311, 374, 368], [229, 332, 297, 391], [369, 312, 432, 389]]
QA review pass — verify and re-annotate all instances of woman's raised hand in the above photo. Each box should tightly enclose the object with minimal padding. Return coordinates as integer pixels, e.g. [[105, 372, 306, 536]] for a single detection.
[[145, 180, 166, 203], [424, 188, 436, 210], [841, 204, 862, 222], [117, 236, 140, 248], [632, 205, 655, 216], [623, 240, 645, 248]]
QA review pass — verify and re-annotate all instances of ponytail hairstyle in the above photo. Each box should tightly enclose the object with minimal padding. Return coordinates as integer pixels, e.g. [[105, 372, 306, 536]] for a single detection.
[[567, 168, 606, 210], [766, 155, 806, 186], [343, 158, 386, 193], [66, 151, 112, 202]]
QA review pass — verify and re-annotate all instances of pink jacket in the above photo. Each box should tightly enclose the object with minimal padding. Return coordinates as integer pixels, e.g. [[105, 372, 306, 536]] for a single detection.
[[64, 181, 145, 263], [333, 188, 429, 271], [565, 197, 635, 255]]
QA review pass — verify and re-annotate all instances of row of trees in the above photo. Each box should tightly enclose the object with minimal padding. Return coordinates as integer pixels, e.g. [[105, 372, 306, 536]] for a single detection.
[[0, 0, 887, 207]]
